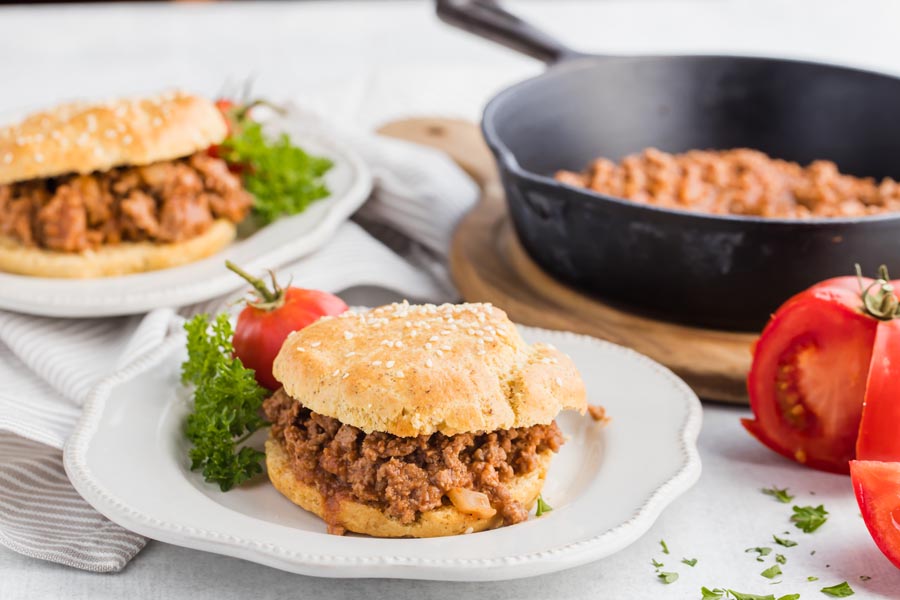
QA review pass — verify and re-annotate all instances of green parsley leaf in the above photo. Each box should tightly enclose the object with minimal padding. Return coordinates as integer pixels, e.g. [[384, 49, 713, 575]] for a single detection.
[[535, 494, 553, 516], [761, 565, 782, 579], [728, 590, 776, 600], [808, 576, 819, 582], [791, 505, 829, 533], [773, 534, 798, 547], [762, 486, 795, 503], [220, 108, 333, 225], [776, 595, 800, 600], [775, 554, 786, 565], [658, 571, 679, 584], [660, 539, 670, 554], [820, 581, 854, 597], [182, 313, 268, 491], [682, 557, 698, 567], [747, 547, 773, 561], [651, 558, 664, 569], [701, 587, 725, 600]]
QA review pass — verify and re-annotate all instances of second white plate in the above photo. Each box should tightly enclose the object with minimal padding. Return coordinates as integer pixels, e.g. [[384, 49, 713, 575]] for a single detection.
[[64, 325, 702, 581], [0, 126, 372, 318]]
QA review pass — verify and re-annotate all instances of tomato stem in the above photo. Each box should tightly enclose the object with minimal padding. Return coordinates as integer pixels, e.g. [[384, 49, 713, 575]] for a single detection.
[[225, 260, 285, 310], [856, 264, 900, 320]]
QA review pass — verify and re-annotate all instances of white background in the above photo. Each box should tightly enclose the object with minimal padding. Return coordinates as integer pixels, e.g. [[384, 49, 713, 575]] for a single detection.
[[2, 1, 900, 598]]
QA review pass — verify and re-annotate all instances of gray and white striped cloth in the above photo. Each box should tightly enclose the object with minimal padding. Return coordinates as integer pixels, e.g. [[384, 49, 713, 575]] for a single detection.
[[0, 121, 478, 571]]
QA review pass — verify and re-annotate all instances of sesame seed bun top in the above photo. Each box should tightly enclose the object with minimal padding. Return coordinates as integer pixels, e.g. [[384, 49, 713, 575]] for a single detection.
[[272, 302, 587, 437], [0, 91, 227, 185]]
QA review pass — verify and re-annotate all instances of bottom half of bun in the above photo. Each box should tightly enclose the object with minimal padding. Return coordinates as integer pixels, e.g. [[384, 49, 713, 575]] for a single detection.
[[0, 219, 236, 278], [265, 436, 552, 538]]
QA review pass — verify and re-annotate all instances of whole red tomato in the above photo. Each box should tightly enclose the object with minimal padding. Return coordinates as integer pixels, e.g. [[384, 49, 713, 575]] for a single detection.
[[742, 266, 900, 474], [226, 261, 348, 390]]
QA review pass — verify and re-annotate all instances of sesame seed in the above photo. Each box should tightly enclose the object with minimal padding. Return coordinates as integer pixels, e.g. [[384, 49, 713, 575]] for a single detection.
[[425, 359, 433, 367], [372, 360, 382, 366], [429, 336, 439, 342], [395, 340, 404, 348], [342, 372, 350, 379], [104, 129, 117, 139], [310, 341, 321, 348], [296, 346, 305, 352], [477, 349, 486, 355], [555, 377, 563, 386], [123, 134, 133, 145], [344, 331, 354, 340], [436, 350, 444, 357], [86, 114, 97, 132], [395, 370, 405, 378], [425, 343, 432, 350], [333, 369, 340, 377], [152, 116, 163, 127], [386, 360, 395, 368], [2, 153, 11, 164], [345, 351, 356, 357], [441, 345, 451, 351], [33, 153, 43, 163]]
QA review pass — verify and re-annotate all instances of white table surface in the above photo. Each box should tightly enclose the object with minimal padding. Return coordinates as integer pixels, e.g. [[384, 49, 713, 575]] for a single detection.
[[2, 1, 900, 598]]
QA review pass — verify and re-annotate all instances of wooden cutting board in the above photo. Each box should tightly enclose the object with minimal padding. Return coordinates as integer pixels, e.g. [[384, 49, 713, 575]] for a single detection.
[[378, 118, 756, 404]]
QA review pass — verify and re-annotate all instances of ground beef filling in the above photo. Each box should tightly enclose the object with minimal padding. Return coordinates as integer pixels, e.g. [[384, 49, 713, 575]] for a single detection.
[[556, 148, 900, 218], [263, 389, 565, 534], [0, 152, 252, 252]]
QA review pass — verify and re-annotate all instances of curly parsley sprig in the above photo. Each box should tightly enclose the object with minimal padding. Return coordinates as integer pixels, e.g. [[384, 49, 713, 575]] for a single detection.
[[219, 103, 333, 225], [182, 313, 268, 491]]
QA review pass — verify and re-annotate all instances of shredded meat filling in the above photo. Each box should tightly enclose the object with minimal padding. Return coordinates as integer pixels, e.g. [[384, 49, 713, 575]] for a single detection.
[[263, 389, 565, 535], [0, 152, 252, 252], [556, 148, 900, 218]]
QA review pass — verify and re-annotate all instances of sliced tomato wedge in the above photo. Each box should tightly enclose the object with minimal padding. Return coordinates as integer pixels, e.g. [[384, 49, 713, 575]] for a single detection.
[[742, 284, 878, 474], [850, 460, 900, 569], [857, 320, 900, 462]]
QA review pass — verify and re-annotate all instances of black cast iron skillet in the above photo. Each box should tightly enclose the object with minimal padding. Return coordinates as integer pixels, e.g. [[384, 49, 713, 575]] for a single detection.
[[437, 0, 900, 331]]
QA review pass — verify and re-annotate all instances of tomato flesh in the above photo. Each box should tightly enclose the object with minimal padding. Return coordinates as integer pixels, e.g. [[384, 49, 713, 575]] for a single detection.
[[857, 320, 900, 462], [743, 285, 877, 473], [850, 460, 900, 569]]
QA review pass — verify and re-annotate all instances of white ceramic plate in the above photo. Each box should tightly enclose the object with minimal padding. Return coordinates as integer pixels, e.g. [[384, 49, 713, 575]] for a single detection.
[[65, 327, 702, 581], [64, 326, 702, 581], [0, 123, 372, 318]]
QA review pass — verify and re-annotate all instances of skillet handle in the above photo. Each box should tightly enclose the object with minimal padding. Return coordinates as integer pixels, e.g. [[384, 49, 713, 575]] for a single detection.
[[436, 0, 581, 64]]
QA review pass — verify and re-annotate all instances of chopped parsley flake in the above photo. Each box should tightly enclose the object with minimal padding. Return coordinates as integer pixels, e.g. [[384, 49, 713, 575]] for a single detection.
[[535, 494, 553, 517], [775, 554, 786, 565], [761, 565, 782, 579], [682, 557, 698, 567], [791, 504, 828, 533], [773, 534, 798, 548], [746, 547, 773, 562], [660, 540, 670, 554], [820, 581, 855, 597], [808, 576, 819, 582], [762, 486, 795, 503], [658, 571, 679, 584], [651, 558, 664, 569], [701, 588, 725, 600], [728, 590, 776, 600]]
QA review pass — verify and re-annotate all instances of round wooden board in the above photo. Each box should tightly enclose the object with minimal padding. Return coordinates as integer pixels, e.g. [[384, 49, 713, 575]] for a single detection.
[[378, 118, 756, 404]]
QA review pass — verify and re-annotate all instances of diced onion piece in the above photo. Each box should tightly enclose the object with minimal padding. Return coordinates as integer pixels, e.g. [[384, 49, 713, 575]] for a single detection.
[[447, 488, 497, 518]]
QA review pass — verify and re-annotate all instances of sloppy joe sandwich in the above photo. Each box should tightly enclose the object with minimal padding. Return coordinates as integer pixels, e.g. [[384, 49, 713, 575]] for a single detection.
[[263, 301, 587, 537], [0, 91, 252, 278]]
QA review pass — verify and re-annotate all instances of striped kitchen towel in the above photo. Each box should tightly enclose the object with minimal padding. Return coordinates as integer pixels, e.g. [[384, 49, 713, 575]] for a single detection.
[[0, 118, 478, 571]]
